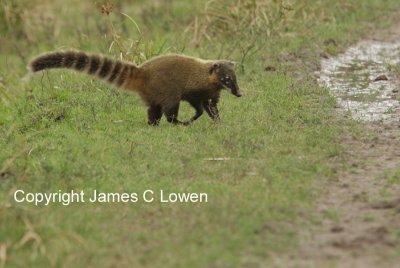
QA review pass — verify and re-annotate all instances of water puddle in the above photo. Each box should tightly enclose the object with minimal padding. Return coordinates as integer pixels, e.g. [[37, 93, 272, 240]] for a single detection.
[[319, 41, 400, 122]]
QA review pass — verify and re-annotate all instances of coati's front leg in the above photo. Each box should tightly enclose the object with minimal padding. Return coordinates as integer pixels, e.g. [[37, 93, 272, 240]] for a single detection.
[[203, 98, 220, 122], [163, 103, 185, 125], [184, 100, 204, 125], [147, 105, 162, 126]]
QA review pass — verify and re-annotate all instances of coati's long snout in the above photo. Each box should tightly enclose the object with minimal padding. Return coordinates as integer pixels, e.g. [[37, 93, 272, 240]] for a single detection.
[[229, 85, 242, 97], [223, 80, 241, 97]]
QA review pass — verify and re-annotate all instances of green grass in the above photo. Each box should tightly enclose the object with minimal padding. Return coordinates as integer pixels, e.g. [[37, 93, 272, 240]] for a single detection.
[[378, 168, 400, 199], [1, 0, 400, 267]]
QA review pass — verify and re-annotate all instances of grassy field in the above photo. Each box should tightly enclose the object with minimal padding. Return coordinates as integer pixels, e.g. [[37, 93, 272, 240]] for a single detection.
[[1, 0, 400, 267]]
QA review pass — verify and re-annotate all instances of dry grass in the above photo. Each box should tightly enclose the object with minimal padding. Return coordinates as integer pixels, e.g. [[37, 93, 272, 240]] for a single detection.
[[186, 0, 345, 45]]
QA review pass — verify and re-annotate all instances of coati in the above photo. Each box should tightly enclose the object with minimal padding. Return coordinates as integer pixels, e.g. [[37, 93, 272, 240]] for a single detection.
[[28, 51, 241, 125]]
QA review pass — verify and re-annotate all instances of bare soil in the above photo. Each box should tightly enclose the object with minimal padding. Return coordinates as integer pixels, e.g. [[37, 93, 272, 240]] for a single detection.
[[273, 20, 400, 268]]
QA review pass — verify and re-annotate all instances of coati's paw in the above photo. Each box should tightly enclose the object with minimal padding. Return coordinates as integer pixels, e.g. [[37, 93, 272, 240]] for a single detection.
[[147, 121, 160, 126], [182, 121, 192, 126]]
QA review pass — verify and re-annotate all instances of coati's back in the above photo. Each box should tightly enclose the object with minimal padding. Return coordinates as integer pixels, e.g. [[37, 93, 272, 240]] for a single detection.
[[136, 55, 216, 102]]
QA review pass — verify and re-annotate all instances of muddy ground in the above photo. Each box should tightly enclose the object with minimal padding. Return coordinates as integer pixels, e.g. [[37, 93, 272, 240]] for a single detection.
[[273, 19, 400, 268]]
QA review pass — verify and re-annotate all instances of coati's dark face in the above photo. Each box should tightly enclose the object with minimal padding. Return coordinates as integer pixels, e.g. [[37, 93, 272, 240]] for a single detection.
[[210, 61, 242, 97]]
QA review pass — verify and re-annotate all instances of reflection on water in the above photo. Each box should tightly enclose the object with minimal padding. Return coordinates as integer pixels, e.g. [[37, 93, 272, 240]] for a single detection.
[[319, 41, 400, 122]]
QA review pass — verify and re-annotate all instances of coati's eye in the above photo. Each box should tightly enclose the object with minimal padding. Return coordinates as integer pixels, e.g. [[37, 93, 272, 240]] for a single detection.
[[220, 76, 231, 84]]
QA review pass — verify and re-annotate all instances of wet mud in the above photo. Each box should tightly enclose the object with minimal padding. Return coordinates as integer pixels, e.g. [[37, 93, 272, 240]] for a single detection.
[[319, 41, 400, 122]]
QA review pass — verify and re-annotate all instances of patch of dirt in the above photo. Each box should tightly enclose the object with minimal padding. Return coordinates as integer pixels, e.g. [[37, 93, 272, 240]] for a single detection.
[[272, 18, 400, 268]]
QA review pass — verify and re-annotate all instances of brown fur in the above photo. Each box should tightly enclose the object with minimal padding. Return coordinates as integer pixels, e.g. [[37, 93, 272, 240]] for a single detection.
[[29, 51, 241, 125]]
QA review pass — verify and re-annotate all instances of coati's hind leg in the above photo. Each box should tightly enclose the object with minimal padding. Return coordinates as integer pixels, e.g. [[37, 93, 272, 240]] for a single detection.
[[163, 103, 184, 125], [147, 105, 162, 126], [203, 98, 220, 122]]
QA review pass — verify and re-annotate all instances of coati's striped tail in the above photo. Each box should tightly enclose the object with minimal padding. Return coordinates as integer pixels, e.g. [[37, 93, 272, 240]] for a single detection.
[[29, 51, 137, 87]]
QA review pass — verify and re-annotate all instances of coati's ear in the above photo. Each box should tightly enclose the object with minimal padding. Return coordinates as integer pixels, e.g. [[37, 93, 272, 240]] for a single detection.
[[209, 62, 220, 74], [225, 60, 236, 68]]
